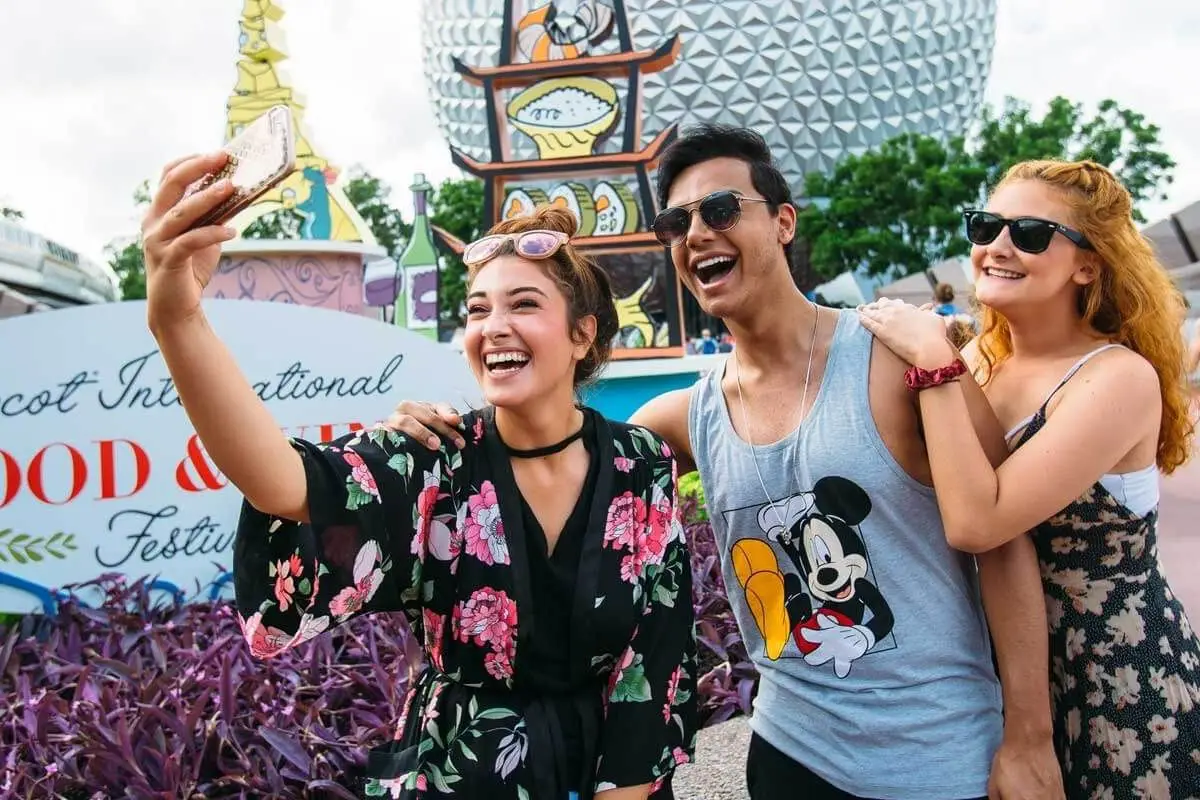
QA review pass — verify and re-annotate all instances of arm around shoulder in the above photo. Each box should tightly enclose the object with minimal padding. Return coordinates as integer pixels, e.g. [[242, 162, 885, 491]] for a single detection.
[[630, 388, 696, 475]]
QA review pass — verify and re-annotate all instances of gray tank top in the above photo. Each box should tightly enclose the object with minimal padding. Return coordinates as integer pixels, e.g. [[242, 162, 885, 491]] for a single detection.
[[688, 310, 1002, 798]]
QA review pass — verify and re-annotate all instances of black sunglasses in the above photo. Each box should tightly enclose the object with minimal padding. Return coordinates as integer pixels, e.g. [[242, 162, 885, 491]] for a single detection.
[[963, 209, 1093, 254], [652, 190, 771, 248]]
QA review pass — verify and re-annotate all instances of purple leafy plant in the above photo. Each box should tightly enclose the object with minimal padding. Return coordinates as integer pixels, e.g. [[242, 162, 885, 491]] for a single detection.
[[0, 500, 754, 796], [682, 497, 759, 726]]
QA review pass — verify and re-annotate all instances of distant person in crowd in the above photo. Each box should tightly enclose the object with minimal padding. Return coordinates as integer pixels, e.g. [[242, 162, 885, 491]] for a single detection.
[[140, 154, 696, 800], [387, 124, 1063, 800], [933, 282, 959, 316], [860, 158, 1200, 798], [697, 327, 719, 354], [717, 333, 734, 353]]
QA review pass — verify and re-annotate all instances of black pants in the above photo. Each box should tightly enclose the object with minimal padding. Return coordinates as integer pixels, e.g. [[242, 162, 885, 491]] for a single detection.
[[745, 734, 987, 800]]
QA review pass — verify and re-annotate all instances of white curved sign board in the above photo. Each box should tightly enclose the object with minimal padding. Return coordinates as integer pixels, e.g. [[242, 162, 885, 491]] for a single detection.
[[0, 300, 481, 614]]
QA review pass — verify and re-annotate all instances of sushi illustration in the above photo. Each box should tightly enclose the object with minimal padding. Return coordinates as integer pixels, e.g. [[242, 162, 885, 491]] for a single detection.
[[591, 181, 640, 236], [547, 182, 598, 236], [501, 187, 551, 219]]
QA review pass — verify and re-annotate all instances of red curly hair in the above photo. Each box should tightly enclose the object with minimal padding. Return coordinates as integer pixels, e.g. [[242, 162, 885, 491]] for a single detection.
[[975, 159, 1195, 474]]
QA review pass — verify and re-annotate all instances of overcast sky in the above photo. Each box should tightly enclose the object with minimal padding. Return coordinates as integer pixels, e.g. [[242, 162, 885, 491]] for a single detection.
[[1, 0, 1197, 264]]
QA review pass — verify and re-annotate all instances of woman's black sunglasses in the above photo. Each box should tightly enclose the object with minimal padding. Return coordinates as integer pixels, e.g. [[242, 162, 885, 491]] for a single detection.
[[963, 210, 1093, 254], [651, 190, 770, 247]]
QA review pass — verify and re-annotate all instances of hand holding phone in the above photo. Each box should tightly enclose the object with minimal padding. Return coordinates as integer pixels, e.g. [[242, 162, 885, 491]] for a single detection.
[[182, 105, 296, 231]]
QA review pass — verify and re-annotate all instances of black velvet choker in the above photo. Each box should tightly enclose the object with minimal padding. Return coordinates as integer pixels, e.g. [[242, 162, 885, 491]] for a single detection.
[[502, 425, 585, 458]]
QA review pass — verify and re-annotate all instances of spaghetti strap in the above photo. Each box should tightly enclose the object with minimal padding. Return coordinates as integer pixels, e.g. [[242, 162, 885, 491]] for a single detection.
[[1036, 343, 1125, 412], [1004, 344, 1127, 443]]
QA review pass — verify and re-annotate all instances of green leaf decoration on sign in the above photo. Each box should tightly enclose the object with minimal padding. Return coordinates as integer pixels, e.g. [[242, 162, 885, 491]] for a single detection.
[[0, 530, 79, 564]]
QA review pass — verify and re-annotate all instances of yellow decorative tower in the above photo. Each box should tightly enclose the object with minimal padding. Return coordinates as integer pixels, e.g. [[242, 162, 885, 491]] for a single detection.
[[223, 0, 376, 244], [206, 0, 389, 320]]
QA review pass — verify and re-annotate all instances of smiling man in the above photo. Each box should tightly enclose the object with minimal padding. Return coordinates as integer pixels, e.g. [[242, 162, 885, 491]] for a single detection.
[[628, 124, 1063, 800]]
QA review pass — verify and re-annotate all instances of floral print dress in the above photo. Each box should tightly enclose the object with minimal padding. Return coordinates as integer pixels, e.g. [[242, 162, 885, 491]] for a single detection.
[[1008, 353, 1200, 799], [233, 407, 698, 799]]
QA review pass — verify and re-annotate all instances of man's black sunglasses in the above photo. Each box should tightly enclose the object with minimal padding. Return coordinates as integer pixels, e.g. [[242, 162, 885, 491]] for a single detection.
[[652, 190, 770, 248], [963, 209, 1093, 255]]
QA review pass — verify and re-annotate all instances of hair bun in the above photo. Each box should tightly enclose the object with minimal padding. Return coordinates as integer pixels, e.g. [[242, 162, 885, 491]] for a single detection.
[[525, 205, 580, 238]]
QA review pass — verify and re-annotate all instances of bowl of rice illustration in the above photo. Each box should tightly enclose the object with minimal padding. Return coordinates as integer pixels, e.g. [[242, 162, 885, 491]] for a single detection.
[[507, 77, 619, 159]]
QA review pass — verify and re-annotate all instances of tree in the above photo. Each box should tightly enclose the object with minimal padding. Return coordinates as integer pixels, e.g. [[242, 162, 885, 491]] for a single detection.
[[107, 238, 147, 300], [344, 169, 412, 258], [241, 208, 303, 240], [105, 181, 152, 300], [973, 97, 1175, 218], [430, 178, 484, 326], [798, 96, 1177, 280], [1, 206, 23, 221], [798, 133, 986, 279]]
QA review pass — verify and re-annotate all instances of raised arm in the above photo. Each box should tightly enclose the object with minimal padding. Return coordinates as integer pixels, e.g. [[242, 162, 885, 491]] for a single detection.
[[143, 152, 307, 521]]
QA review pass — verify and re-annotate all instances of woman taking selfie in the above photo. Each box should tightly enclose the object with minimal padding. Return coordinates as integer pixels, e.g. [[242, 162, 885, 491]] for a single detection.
[[141, 151, 698, 800], [859, 159, 1200, 798]]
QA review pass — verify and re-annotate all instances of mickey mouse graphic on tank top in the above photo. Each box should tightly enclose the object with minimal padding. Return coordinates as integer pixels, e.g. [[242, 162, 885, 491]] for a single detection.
[[726, 476, 896, 678]]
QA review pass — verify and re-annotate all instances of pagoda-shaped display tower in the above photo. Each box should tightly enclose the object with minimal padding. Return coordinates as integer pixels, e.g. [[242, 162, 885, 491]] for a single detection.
[[205, 0, 389, 319], [438, 0, 685, 355]]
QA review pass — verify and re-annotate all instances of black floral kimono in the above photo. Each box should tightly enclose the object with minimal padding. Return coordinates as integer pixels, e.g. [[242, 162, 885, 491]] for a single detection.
[[234, 407, 698, 799]]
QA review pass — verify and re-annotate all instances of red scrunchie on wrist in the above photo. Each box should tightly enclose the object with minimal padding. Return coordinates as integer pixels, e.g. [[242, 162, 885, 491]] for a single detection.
[[904, 359, 967, 391]]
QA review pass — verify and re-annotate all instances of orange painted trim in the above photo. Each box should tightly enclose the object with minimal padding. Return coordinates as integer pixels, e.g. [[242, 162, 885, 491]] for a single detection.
[[454, 37, 681, 89], [432, 226, 467, 256], [451, 125, 678, 178], [612, 347, 684, 360]]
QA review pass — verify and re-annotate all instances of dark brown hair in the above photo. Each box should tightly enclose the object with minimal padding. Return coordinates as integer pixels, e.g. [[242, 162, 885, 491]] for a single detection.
[[468, 205, 618, 386], [934, 282, 955, 304]]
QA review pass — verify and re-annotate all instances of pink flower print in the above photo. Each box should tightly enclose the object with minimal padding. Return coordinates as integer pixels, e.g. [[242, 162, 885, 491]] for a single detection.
[[472, 416, 484, 444], [619, 553, 644, 585], [328, 540, 386, 621], [662, 441, 672, 458], [464, 481, 510, 566], [672, 746, 690, 766], [485, 649, 514, 681], [423, 609, 446, 672], [605, 492, 647, 552], [455, 587, 518, 653], [614, 456, 635, 473], [412, 467, 443, 558], [240, 611, 329, 659], [240, 612, 293, 659], [273, 553, 303, 612], [342, 449, 379, 499], [663, 665, 682, 722], [641, 486, 672, 568], [396, 685, 417, 733], [421, 682, 444, 728]]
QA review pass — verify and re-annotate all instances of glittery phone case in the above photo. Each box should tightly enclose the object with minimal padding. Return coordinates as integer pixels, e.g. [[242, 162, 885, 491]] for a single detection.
[[184, 104, 296, 230]]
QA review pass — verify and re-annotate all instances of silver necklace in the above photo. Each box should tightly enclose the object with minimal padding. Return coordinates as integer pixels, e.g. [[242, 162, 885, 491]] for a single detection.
[[733, 305, 820, 532]]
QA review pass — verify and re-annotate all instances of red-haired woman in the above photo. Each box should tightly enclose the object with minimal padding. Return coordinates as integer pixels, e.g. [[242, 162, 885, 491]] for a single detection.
[[859, 159, 1199, 798]]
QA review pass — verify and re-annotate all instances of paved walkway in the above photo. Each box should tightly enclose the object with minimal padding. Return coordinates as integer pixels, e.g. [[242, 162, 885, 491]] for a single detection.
[[1158, 422, 1200, 618], [676, 413, 1199, 799]]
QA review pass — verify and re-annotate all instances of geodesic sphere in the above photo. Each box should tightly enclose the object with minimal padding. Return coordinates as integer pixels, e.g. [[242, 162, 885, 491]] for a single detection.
[[420, 0, 996, 192]]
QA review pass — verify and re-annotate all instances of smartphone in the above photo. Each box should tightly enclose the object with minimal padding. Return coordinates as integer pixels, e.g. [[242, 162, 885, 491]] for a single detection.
[[184, 104, 296, 230]]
